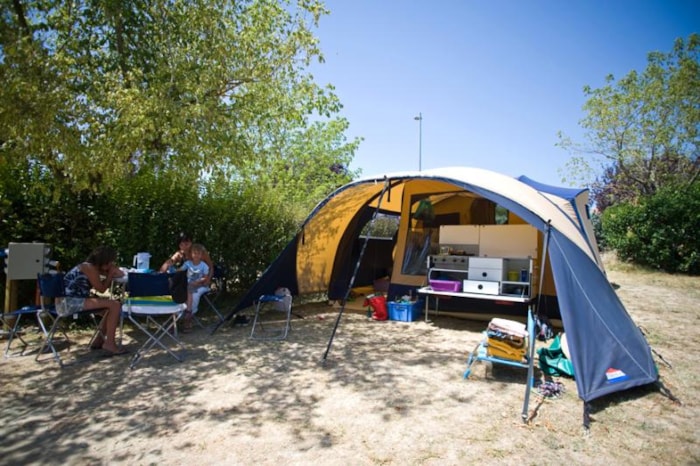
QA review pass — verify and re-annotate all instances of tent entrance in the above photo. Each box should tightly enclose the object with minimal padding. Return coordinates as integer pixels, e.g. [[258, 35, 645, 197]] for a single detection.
[[328, 208, 399, 300]]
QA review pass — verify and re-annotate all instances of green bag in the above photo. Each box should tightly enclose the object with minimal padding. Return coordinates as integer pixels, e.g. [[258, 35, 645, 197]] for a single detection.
[[537, 334, 575, 378]]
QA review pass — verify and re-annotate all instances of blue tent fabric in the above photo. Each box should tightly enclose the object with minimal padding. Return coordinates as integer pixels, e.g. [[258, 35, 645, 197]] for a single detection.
[[548, 231, 657, 401], [219, 168, 658, 403], [516, 175, 600, 261]]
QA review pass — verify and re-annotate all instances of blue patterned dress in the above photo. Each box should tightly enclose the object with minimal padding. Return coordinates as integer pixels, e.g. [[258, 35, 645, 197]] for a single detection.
[[60, 263, 93, 315]]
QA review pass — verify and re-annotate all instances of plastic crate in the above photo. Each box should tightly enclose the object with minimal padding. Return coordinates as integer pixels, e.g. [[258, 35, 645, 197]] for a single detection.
[[388, 300, 424, 322], [429, 279, 462, 292]]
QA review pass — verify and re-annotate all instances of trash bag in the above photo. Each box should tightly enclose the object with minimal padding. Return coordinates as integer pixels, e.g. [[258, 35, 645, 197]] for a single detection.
[[273, 287, 292, 312]]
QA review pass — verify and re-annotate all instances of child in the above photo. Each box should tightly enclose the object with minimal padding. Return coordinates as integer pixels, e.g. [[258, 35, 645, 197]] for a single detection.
[[179, 243, 210, 332]]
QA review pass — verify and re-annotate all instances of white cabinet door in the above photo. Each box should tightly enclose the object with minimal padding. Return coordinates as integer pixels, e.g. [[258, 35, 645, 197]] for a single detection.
[[479, 225, 538, 258]]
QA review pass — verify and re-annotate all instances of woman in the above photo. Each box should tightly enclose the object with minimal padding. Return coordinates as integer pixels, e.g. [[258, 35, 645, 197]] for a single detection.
[[159, 232, 213, 285], [63, 246, 127, 355]]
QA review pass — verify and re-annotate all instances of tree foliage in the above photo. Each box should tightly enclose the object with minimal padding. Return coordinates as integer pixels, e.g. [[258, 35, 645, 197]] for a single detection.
[[0, 0, 363, 304], [0, 0, 359, 198], [558, 34, 699, 210]]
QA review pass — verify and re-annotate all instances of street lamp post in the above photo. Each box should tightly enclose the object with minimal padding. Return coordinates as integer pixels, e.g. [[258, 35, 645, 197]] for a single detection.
[[414, 112, 422, 171]]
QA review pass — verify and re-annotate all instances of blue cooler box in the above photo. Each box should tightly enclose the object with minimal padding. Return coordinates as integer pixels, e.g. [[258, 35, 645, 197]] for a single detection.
[[388, 300, 424, 322]]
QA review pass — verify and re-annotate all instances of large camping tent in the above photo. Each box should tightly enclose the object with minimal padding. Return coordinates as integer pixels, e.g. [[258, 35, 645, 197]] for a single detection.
[[221, 167, 658, 404]]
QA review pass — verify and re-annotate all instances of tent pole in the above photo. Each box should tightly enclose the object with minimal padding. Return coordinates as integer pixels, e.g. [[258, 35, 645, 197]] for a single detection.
[[322, 177, 391, 363], [535, 220, 551, 318], [522, 220, 552, 423]]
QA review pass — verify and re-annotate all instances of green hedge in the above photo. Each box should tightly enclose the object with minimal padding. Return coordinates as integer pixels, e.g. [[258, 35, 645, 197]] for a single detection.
[[601, 183, 700, 274], [0, 163, 299, 308]]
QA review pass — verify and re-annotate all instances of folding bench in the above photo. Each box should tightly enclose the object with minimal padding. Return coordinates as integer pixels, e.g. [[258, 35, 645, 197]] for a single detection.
[[123, 272, 188, 369], [463, 316, 533, 378], [463, 308, 538, 423]]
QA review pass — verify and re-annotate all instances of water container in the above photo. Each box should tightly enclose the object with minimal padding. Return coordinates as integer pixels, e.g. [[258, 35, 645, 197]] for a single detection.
[[520, 269, 528, 282], [133, 252, 151, 271]]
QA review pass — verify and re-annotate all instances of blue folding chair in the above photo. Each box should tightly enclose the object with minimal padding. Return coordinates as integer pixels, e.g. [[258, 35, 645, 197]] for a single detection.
[[250, 288, 293, 341], [123, 272, 187, 369], [3, 303, 43, 358]]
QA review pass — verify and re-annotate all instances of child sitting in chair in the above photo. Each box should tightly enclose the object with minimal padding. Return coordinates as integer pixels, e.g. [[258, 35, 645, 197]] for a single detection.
[[179, 243, 210, 332]]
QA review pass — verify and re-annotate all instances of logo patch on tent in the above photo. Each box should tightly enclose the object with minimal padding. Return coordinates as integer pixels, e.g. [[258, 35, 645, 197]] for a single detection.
[[605, 368, 629, 384]]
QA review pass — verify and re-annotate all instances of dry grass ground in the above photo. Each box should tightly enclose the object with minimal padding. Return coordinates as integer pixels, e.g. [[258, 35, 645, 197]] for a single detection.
[[1, 254, 699, 465]]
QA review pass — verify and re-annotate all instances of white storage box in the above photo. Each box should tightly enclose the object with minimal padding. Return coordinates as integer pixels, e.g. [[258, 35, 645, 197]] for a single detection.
[[463, 280, 500, 295], [469, 257, 504, 269], [468, 257, 504, 281], [469, 267, 504, 281]]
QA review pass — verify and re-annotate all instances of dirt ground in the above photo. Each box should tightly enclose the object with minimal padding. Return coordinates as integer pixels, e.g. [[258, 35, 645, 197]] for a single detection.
[[1, 259, 699, 465]]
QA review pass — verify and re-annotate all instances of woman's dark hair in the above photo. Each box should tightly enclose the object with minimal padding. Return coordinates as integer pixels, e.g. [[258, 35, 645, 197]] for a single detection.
[[177, 232, 192, 244], [86, 246, 118, 267]]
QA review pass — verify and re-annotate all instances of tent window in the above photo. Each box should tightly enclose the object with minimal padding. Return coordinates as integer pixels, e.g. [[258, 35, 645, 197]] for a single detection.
[[401, 229, 435, 276], [495, 205, 509, 225], [402, 197, 440, 276], [470, 198, 496, 224], [361, 213, 400, 239]]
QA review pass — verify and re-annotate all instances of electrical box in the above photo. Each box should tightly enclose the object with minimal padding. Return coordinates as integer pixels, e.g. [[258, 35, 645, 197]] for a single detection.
[[6, 242, 51, 280]]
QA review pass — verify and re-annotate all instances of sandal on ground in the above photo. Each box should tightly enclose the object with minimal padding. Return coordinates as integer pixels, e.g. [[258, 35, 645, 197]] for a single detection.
[[181, 316, 193, 333], [101, 347, 130, 357], [90, 340, 105, 350]]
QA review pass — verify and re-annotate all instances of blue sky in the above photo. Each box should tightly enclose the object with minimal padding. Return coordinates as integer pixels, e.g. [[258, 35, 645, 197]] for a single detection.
[[310, 1, 699, 187]]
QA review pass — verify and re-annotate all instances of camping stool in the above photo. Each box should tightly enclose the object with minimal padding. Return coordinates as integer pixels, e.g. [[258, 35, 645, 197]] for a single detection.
[[250, 288, 292, 341]]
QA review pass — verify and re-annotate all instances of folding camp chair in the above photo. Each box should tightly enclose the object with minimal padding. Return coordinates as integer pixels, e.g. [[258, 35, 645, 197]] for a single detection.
[[191, 289, 225, 329], [123, 272, 187, 369], [250, 288, 293, 341], [35, 272, 107, 366], [3, 303, 42, 357], [207, 263, 227, 302], [192, 263, 226, 329]]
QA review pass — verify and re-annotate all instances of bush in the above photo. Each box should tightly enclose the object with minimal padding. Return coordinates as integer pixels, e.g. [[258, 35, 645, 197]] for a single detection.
[[601, 183, 700, 274]]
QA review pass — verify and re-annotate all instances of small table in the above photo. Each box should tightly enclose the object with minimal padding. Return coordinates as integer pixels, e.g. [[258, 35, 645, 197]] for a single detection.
[[124, 299, 186, 369], [121, 272, 187, 369]]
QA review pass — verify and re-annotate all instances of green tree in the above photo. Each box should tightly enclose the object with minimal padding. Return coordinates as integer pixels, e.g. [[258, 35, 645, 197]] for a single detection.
[[237, 118, 362, 220], [558, 34, 699, 210], [1, 0, 359, 200]]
